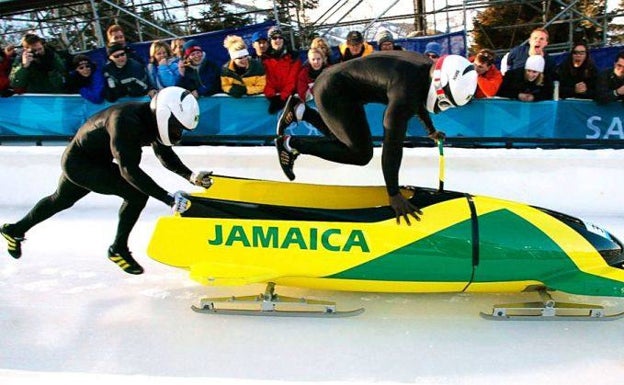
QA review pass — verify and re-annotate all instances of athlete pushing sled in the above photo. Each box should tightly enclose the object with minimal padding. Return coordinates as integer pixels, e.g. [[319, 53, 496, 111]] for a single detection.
[[274, 51, 477, 225], [1, 86, 213, 274]]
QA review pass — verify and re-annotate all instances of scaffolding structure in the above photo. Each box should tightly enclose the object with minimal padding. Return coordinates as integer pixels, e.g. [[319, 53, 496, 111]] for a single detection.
[[0, 0, 621, 53]]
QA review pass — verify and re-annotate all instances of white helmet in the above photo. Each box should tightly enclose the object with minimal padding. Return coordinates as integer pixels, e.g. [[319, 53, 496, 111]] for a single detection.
[[150, 86, 200, 146], [426, 54, 477, 113]]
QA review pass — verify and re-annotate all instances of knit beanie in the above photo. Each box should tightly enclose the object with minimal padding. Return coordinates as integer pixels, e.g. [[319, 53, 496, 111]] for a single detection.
[[376, 30, 394, 46], [525, 55, 545, 73], [424, 42, 441, 56], [184, 45, 203, 59]]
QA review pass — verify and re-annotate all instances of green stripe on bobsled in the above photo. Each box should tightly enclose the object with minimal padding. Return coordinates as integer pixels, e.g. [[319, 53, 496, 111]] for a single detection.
[[328, 208, 624, 297], [328, 218, 474, 282]]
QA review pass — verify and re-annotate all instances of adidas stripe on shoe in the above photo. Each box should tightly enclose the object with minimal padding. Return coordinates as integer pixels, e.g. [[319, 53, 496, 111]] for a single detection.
[[1, 224, 24, 259], [107, 246, 144, 275]]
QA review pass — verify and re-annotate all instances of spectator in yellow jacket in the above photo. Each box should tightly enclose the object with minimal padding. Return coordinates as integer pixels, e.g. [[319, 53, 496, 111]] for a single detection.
[[220, 35, 266, 98]]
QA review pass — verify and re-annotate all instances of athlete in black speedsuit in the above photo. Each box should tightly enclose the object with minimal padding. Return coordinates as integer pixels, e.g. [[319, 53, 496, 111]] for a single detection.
[[0, 87, 213, 274], [275, 51, 477, 225]]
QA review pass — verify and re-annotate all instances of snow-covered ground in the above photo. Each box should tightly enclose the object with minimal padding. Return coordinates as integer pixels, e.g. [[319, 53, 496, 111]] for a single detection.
[[1, 145, 624, 385]]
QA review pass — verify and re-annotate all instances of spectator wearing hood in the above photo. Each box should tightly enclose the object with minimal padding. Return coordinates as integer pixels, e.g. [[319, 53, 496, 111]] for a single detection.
[[66, 54, 105, 104], [375, 30, 403, 51], [9, 33, 67, 94], [103, 42, 156, 102], [263, 27, 301, 114], [339, 31, 373, 62], [220, 35, 266, 98], [178, 45, 221, 98]]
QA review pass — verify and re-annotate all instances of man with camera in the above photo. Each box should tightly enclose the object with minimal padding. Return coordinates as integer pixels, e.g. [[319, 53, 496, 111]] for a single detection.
[[9, 33, 67, 94]]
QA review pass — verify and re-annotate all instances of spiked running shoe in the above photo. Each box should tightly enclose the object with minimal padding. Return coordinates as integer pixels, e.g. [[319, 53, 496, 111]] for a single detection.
[[1, 224, 24, 259], [275, 135, 298, 181], [276, 95, 300, 136], [108, 246, 144, 275]]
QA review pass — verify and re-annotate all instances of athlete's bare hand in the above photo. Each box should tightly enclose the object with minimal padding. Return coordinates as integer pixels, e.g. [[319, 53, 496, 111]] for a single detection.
[[389, 193, 422, 225], [428, 130, 446, 141]]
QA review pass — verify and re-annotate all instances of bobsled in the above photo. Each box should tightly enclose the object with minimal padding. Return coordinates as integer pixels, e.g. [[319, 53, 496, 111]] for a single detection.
[[147, 174, 624, 319]]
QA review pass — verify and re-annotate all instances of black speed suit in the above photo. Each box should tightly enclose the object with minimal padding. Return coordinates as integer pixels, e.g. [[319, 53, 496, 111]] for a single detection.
[[11, 102, 192, 250], [290, 50, 436, 197]]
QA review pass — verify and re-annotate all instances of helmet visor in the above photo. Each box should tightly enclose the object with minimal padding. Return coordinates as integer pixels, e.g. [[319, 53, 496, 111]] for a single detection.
[[167, 113, 187, 144]]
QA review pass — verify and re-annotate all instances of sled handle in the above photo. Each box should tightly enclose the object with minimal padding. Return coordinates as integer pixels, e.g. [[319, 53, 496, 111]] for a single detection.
[[437, 139, 445, 192]]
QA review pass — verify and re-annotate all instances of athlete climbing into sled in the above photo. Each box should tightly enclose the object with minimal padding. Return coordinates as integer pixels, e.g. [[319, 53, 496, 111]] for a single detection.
[[1, 86, 213, 274], [274, 51, 477, 225]]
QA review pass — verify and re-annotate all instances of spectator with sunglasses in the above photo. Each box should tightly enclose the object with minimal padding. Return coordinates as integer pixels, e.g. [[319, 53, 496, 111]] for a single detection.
[[66, 54, 105, 104], [556, 42, 598, 100], [103, 43, 156, 102], [106, 24, 146, 65], [263, 26, 301, 114], [424, 42, 441, 63], [470, 49, 502, 98]]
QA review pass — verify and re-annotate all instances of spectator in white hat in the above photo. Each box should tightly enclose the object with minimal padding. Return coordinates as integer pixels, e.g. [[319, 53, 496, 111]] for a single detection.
[[497, 54, 553, 102]]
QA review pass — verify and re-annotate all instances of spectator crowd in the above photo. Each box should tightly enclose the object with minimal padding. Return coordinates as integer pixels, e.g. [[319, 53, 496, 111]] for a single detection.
[[0, 25, 622, 111]]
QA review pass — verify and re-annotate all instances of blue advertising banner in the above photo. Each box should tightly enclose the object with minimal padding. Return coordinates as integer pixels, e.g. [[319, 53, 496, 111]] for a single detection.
[[1, 94, 624, 146]]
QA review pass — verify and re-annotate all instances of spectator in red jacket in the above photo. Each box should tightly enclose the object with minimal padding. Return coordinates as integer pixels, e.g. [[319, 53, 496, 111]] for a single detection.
[[296, 47, 329, 102], [0, 44, 15, 96], [471, 49, 502, 98], [263, 27, 301, 114]]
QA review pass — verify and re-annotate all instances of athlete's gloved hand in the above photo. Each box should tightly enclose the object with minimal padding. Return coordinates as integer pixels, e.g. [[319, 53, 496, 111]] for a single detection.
[[389, 193, 423, 226], [190, 171, 213, 189], [169, 191, 191, 214], [428, 130, 446, 141]]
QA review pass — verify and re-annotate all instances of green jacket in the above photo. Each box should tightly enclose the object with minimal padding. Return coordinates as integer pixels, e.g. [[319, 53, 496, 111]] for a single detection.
[[9, 47, 66, 93]]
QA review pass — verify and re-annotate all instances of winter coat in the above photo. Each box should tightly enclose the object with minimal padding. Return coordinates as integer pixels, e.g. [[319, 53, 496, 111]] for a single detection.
[[296, 62, 328, 102], [594, 68, 624, 105], [220, 58, 266, 98], [147, 57, 181, 90], [338, 42, 374, 62], [555, 56, 598, 100], [103, 58, 154, 102], [263, 47, 301, 101], [9, 46, 66, 93], [497, 67, 553, 101], [66, 64, 105, 104], [0, 52, 11, 92], [178, 55, 221, 97]]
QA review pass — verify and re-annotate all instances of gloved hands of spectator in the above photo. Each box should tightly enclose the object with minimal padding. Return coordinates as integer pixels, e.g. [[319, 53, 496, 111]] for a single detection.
[[169, 191, 191, 214], [190, 170, 214, 189]]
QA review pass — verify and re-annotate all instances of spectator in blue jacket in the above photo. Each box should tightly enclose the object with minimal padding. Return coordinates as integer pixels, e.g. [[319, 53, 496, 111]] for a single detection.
[[147, 40, 181, 90], [66, 54, 105, 104], [103, 43, 156, 102]]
